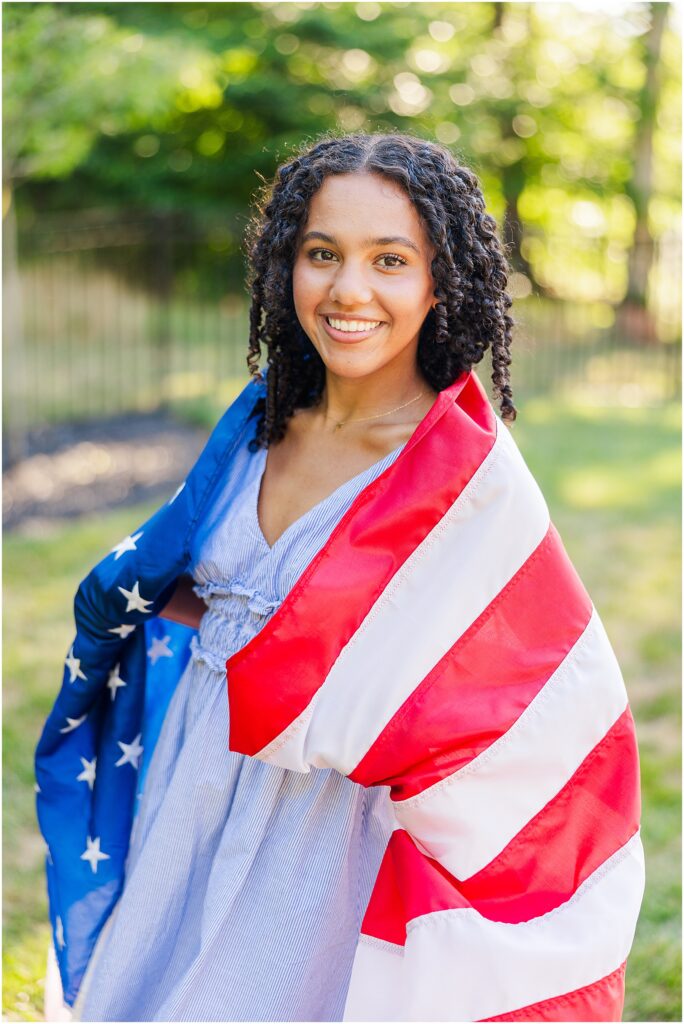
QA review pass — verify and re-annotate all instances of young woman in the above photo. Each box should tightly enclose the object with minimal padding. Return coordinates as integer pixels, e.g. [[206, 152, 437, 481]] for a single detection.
[[37, 133, 643, 1022]]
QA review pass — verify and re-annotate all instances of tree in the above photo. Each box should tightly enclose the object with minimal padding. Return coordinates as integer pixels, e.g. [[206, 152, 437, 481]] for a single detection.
[[619, 1, 669, 340], [2, 1, 202, 457], [6, 3, 680, 310]]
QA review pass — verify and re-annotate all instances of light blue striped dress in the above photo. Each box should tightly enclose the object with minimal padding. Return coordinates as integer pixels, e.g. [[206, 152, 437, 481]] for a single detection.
[[78, 434, 404, 1023]]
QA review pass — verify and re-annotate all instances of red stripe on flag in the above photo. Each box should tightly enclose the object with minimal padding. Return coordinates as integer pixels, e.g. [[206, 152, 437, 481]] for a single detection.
[[350, 524, 592, 794], [227, 372, 497, 756], [361, 709, 640, 942], [479, 962, 626, 1021], [360, 834, 409, 946], [456, 708, 640, 921]]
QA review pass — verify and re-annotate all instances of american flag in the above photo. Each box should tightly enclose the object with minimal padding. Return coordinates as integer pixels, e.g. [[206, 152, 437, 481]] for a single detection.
[[35, 370, 643, 1018], [225, 371, 644, 1021]]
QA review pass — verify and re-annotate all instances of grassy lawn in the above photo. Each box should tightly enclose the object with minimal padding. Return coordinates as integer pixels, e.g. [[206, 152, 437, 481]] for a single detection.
[[3, 395, 681, 1021]]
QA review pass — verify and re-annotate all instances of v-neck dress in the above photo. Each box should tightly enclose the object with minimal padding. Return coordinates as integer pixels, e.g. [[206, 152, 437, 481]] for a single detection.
[[77, 435, 405, 1023]]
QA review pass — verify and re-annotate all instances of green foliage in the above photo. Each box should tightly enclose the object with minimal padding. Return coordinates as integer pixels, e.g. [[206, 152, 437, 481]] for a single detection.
[[7, 2, 681, 305], [3, 2, 203, 182]]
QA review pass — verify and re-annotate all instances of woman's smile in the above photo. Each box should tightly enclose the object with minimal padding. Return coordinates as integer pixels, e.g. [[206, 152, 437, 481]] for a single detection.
[[319, 313, 387, 343]]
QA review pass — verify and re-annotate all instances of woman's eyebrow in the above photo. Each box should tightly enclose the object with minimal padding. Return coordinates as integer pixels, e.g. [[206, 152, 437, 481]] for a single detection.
[[301, 230, 421, 254]]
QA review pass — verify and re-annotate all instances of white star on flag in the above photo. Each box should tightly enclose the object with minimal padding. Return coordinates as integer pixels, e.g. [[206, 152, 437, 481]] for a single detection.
[[111, 531, 143, 561], [46, 845, 53, 865], [117, 581, 153, 614], [169, 481, 185, 504], [115, 733, 143, 770], [147, 635, 174, 666], [34, 781, 41, 793], [108, 623, 136, 639], [59, 714, 87, 734], [76, 756, 97, 791], [80, 835, 110, 874], [65, 646, 87, 683], [55, 916, 65, 950], [107, 664, 127, 702]]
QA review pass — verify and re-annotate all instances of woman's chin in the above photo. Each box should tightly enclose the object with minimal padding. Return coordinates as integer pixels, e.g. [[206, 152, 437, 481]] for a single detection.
[[319, 356, 383, 381], [312, 342, 379, 378]]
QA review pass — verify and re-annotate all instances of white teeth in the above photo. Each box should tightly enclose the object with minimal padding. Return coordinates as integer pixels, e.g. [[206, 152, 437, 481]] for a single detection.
[[327, 317, 381, 333]]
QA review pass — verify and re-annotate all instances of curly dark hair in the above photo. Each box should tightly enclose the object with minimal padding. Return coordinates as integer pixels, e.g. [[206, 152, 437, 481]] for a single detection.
[[244, 131, 516, 449]]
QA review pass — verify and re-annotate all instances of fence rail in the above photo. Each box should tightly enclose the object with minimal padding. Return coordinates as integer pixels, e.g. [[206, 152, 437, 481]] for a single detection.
[[4, 215, 681, 461]]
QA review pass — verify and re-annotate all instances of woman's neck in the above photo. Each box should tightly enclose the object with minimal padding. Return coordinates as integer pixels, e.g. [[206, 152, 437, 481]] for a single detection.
[[318, 367, 435, 432]]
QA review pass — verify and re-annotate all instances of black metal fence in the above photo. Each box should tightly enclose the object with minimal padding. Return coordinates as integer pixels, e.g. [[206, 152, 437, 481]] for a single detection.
[[5, 214, 681, 459]]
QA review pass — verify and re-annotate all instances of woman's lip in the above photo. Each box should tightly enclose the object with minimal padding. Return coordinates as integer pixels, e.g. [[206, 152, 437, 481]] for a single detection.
[[319, 315, 386, 344]]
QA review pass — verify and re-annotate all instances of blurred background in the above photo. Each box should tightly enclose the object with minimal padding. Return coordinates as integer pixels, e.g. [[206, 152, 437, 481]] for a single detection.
[[3, 2, 681, 1020]]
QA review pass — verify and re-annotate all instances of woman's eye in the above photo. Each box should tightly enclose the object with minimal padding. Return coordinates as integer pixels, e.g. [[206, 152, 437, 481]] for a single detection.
[[307, 249, 406, 268], [309, 248, 338, 263], [377, 253, 407, 268]]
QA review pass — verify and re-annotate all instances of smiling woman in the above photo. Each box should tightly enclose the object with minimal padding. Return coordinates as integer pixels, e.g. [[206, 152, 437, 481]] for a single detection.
[[294, 174, 437, 385], [252, 171, 443, 548], [36, 133, 642, 1024]]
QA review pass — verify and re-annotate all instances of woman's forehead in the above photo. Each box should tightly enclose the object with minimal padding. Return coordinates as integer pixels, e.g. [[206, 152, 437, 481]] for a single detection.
[[303, 172, 430, 247]]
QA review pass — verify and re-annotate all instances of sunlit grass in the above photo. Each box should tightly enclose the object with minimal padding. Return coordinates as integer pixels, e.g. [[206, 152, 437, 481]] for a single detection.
[[3, 398, 680, 1021]]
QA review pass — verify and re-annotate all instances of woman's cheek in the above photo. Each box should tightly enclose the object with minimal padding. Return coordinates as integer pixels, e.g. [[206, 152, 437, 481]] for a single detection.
[[295, 265, 324, 304]]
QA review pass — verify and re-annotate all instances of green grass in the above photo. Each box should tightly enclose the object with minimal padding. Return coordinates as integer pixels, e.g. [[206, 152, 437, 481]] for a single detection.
[[3, 397, 681, 1021]]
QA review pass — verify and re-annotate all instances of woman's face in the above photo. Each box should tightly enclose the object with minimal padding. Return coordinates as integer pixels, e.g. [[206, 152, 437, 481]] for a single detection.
[[292, 172, 437, 383]]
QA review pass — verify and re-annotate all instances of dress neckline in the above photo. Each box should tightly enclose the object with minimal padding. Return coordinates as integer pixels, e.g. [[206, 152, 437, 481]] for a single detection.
[[252, 441, 404, 554]]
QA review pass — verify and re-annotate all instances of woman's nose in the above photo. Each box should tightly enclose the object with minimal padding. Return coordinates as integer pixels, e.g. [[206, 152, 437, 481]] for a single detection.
[[328, 262, 373, 306]]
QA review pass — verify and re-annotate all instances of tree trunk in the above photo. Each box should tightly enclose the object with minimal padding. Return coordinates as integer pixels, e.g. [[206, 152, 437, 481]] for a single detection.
[[491, 3, 537, 284], [2, 181, 29, 464], [619, 2, 668, 342], [503, 183, 534, 281]]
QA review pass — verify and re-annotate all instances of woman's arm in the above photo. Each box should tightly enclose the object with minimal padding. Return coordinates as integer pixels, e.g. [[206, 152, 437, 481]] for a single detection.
[[159, 575, 205, 629]]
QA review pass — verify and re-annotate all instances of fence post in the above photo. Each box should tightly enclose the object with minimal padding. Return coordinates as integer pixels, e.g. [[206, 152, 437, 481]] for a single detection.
[[153, 213, 173, 410]]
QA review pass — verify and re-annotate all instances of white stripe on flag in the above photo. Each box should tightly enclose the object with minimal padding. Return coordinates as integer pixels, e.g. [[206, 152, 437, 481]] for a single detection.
[[392, 608, 628, 880], [258, 424, 550, 774], [343, 832, 645, 1022], [343, 936, 405, 1022]]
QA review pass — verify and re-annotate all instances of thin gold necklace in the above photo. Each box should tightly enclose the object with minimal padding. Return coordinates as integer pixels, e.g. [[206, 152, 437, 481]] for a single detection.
[[326, 391, 427, 431]]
